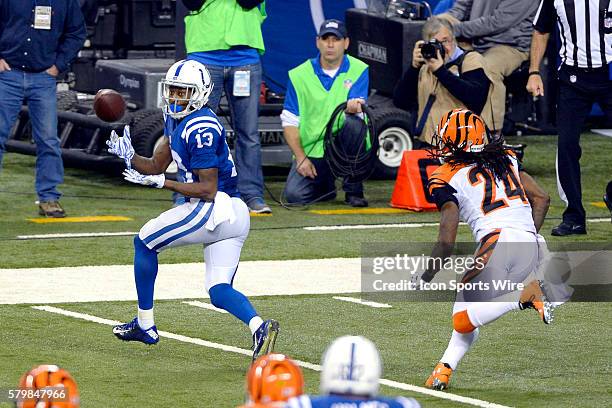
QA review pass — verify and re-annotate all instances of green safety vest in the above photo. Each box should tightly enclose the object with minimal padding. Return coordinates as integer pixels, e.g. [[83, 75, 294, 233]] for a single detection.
[[288, 55, 368, 158], [185, 0, 266, 54]]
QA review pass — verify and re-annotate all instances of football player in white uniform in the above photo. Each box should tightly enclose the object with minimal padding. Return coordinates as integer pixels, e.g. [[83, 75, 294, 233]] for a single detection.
[[418, 109, 554, 390], [106, 59, 278, 360], [287, 336, 420, 408]]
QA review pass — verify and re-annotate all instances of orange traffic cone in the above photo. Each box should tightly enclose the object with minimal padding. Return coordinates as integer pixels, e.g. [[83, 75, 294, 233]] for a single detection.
[[390, 150, 440, 211]]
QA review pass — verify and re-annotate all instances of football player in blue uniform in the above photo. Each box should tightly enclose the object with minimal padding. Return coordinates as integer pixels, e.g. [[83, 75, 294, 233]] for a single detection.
[[287, 336, 420, 408], [106, 59, 278, 360]]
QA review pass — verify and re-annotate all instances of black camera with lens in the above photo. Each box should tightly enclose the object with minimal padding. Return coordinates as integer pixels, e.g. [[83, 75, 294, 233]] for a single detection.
[[420, 39, 445, 60]]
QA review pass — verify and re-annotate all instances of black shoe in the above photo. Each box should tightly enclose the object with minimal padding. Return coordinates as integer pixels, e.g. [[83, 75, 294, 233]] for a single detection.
[[345, 194, 368, 208], [551, 222, 586, 236], [604, 194, 612, 222]]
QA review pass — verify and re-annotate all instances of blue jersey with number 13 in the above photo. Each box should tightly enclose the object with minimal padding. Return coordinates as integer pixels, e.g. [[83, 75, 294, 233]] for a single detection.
[[164, 107, 239, 197]]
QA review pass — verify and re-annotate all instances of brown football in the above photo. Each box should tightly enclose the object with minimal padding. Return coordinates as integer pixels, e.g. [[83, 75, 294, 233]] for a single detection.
[[93, 89, 126, 122]]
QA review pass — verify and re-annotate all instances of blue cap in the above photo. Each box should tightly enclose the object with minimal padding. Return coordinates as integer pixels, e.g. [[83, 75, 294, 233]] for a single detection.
[[318, 19, 347, 39]]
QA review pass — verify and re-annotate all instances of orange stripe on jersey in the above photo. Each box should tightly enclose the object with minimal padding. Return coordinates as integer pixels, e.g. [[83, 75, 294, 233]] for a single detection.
[[505, 149, 517, 158], [427, 162, 467, 195], [461, 229, 501, 284]]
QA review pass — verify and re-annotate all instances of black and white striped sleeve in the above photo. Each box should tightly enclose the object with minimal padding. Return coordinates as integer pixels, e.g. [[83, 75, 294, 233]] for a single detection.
[[533, 0, 556, 33]]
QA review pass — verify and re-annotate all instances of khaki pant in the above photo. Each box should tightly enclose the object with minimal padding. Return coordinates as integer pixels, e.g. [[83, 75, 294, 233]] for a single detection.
[[482, 46, 529, 132]]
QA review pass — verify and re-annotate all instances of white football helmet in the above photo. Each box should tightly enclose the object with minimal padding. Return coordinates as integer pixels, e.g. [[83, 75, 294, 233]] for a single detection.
[[161, 59, 213, 119], [320, 335, 382, 397]]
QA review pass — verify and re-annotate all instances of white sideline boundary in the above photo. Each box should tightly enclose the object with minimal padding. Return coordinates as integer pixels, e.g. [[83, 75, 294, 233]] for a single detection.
[[32, 305, 512, 408], [17, 231, 138, 240], [183, 300, 228, 314], [333, 296, 392, 308], [12, 217, 609, 238], [0, 258, 361, 304]]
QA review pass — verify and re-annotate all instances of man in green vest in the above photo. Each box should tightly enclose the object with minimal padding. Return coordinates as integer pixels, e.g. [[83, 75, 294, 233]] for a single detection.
[[281, 19, 369, 207], [182, 0, 271, 213]]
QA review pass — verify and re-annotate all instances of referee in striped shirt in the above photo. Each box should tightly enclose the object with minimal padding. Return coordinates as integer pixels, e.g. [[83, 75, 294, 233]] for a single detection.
[[527, 0, 612, 236]]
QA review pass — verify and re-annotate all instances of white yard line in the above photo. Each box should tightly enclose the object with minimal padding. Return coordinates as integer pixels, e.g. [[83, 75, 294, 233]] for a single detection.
[[587, 218, 611, 223], [304, 223, 445, 231], [17, 231, 138, 240], [333, 296, 392, 308], [305, 218, 610, 231], [591, 129, 612, 138], [32, 305, 512, 408], [183, 300, 228, 313], [12, 217, 609, 238]]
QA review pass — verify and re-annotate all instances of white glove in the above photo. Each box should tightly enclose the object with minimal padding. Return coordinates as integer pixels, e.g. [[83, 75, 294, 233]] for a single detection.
[[122, 168, 165, 188], [106, 125, 135, 168]]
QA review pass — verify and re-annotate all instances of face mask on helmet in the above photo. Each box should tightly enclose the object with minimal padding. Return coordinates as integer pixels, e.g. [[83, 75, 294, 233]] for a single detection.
[[161, 60, 213, 119]]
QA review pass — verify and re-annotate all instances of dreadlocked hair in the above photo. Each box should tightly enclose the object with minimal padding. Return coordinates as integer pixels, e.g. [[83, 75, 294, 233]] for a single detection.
[[428, 135, 512, 181]]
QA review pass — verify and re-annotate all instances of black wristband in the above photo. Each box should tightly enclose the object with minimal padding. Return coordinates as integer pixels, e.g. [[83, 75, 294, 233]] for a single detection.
[[528, 71, 541, 77]]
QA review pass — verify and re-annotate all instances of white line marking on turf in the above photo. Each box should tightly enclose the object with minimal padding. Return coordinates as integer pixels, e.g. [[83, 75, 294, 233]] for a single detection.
[[0, 259, 361, 304], [587, 218, 611, 223], [333, 296, 392, 308], [183, 300, 228, 313], [17, 231, 138, 240], [304, 223, 444, 231], [33, 305, 512, 408], [13, 218, 609, 238], [304, 218, 610, 231]]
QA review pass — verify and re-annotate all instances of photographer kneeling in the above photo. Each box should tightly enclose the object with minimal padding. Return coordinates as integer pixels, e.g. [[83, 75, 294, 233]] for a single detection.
[[393, 17, 492, 145]]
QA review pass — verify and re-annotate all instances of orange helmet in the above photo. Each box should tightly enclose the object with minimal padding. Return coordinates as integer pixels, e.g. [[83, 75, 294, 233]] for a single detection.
[[246, 354, 304, 405], [435, 109, 489, 155], [17, 364, 80, 408]]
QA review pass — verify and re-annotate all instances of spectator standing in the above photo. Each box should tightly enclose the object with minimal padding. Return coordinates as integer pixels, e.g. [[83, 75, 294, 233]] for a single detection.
[[182, 0, 271, 213], [281, 20, 370, 207], [0, 0, 86, 217], [440, 0, 540, 135], [527, 0, 612, 236]]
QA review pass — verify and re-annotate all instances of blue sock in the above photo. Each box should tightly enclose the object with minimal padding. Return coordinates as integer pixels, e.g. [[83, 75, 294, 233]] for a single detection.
[[208, 283, 258, 325], [134, 236, 158, 310]]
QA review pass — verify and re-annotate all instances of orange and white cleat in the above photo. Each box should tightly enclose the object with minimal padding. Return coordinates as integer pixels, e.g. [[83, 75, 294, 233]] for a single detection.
[[520, 280, 554, 324], [425, 362, 453, 390]]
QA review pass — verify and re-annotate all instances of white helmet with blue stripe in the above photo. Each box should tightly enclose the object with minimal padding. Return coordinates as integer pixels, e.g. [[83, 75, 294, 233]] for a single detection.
[[161, 59, 213, 119], [320, 335, 382, 397]]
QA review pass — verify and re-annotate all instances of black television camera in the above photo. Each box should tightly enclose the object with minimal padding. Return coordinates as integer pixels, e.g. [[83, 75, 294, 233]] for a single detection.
[[420, 39, 445, 60]]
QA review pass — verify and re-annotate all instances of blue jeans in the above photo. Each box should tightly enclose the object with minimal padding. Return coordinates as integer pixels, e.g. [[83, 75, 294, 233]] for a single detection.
[[204, 63, 263, 202], [284, 157, 364, 204], [0, 69, 63, 201]]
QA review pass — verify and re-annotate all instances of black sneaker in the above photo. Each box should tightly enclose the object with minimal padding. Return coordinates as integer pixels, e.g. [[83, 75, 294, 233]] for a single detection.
[[551, 222, 586, 236], [345, 194, 368, 208]]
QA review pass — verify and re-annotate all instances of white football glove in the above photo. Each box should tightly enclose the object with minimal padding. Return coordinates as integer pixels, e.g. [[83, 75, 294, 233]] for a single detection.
[[122, 168, 165, 188], [106, 125, 135, 168]]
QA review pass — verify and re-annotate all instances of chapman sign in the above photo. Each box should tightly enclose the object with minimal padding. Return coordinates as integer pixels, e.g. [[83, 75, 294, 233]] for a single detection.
[[357, 41, 387, 64]]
